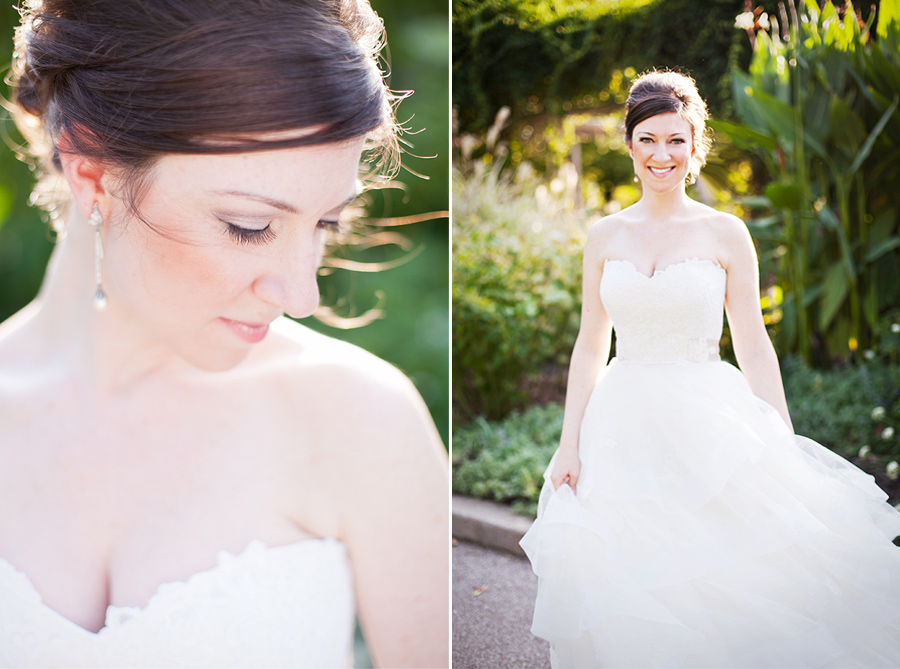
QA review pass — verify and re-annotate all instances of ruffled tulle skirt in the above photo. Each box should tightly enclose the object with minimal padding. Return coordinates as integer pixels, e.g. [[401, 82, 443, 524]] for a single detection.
[[520, 359, 900, 668]]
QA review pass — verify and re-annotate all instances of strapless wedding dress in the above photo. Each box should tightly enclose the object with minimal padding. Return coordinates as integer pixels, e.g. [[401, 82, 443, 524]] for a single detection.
[[520, 257, 900, 668], [0, 538, 354, 668]]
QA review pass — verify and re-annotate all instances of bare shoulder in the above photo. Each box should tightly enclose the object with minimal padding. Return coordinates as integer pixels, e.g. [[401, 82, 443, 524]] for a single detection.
[[585, 209, 632, 257], [263, 317, 424, 405], [258, 317, 440, 459], [707, 210, 755, 267]]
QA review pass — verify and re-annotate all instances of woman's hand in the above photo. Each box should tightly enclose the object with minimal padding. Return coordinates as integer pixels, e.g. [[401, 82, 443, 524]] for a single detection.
[[550, 447, 581, 492]]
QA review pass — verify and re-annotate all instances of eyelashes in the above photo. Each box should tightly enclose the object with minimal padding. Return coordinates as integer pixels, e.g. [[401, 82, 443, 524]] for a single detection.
[[223, 219, 342, 246], [225, 223, 277, 245], [318, 219, 342, 233]]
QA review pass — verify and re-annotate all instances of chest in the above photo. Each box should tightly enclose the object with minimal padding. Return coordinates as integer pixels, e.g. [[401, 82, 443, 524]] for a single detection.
[[0, 381, 338, 633]]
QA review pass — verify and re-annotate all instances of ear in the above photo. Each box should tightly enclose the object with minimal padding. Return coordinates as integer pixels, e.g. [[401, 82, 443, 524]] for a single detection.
[[625, 138, 633, 158], [58, 147, 112, 221]]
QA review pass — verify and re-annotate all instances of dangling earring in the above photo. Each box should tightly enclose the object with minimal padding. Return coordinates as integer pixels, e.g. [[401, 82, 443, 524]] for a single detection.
[[89, 204, 108, 311], [633, 175, 639, 183]]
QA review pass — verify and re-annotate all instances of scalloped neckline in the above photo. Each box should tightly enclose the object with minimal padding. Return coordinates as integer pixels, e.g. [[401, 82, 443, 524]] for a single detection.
[[0, 537, 345, 638], [604, 257, 725, 280]]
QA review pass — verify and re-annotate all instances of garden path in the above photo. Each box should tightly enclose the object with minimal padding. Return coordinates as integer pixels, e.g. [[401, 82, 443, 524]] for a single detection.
[[452, 540, 549, 668]]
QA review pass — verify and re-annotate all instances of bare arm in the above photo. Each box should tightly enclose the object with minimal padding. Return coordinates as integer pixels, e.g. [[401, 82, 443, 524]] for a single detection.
[[550, 225, 614, 491], [722, 218, 794, 432], [339, 368, 449, 668]]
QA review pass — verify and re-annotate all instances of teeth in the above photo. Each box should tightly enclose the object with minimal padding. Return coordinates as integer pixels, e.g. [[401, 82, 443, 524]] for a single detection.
[[649, 166, 674, 176]]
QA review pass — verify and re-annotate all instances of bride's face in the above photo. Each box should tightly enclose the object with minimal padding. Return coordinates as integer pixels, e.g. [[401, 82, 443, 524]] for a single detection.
[[99, 137, 365, 371], [628, 112, 695, 191]]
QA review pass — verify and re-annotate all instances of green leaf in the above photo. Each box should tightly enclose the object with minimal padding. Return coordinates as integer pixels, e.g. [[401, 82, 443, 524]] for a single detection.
[[747, 215, 782, 229], [849, 96, 900, 174], [765, 181, 805, 211], [736, 195, 776, 209], [877, 0, 900, 40], [865, 237, 900, 263], [819, 261, 851, 330], [863, 280, 879, 329], [708, 120, 778, 152], [745, 88, 798, 145], [869, 208, 897, 248], [830, 95, 867, 160]]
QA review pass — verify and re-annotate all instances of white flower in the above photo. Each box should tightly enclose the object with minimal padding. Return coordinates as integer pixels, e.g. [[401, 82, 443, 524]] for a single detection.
[[892, 322, 900, 333], [883, 426, 895, 440], [887, 461, 900, 481], [735, 12, 755, 30], [859, 445, 871, 458], [872, 406, 886, 420], [863, 349, 876, 360], [757, 12, 770, 30]]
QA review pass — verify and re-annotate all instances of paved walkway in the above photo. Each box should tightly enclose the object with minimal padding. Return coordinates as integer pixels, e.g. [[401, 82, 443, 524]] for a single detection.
[[451, 540, 550, 669]]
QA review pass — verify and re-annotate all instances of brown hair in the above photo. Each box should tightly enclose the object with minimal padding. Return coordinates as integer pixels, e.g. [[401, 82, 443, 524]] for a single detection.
[[624, 70, 711, 184], [10, 0, 398, 215]]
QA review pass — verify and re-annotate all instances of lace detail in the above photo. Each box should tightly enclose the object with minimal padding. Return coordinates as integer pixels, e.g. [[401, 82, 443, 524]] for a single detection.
[[0, 539, 354, 668], [601, 258, 726, 364]]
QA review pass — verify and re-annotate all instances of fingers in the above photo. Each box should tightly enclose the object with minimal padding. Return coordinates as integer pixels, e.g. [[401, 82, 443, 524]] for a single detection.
[[550, 470, 578, 492]]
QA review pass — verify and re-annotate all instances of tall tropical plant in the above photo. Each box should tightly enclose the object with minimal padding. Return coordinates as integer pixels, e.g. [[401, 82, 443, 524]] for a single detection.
[[716, 0, 900, 363]]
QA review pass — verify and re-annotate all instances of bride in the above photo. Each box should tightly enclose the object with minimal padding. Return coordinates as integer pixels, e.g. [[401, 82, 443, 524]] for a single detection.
[[0, 1, 448, 667], [520, 70, 900, 667]]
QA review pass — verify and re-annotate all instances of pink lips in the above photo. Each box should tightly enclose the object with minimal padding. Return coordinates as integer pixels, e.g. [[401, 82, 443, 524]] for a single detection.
[[220, 318, 270, 344]]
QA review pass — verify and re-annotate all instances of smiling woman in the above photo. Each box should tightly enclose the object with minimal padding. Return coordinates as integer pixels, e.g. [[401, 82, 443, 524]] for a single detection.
[[520, 70, 900, 667], [0, 1, 448, 667]]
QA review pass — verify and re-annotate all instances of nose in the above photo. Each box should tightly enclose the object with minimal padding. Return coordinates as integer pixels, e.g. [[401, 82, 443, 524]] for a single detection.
[[653, 144, 671, 161], [253, 242, 322, 319]]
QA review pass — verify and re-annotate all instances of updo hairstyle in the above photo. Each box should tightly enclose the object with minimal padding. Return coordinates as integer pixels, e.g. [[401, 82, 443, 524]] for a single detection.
[[624, 70, 712, 184], [10, 0, 398, 218]]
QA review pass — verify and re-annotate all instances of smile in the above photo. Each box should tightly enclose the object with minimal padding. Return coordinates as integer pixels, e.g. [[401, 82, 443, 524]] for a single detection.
[[220, 318, 270, 344], [647, 166, 676, 177]]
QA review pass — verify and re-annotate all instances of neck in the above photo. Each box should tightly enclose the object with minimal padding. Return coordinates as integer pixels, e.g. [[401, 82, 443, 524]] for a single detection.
[[25, 209, 180, 401], [635, 183, 692, 219]]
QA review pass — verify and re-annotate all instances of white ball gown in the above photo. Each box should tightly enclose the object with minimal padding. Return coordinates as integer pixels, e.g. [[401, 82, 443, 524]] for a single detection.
[[520, 257, 900, 668]]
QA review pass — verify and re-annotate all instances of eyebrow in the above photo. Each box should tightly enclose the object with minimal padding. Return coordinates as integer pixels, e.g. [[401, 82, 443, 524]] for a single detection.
[[211, 188, 360, 215], [636, 131, 688, 138]]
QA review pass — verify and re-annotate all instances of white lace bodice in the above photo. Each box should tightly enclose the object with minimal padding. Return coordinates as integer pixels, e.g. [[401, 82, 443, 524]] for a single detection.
[[0, 539, 354, 668], [600, 258, 726, 363]]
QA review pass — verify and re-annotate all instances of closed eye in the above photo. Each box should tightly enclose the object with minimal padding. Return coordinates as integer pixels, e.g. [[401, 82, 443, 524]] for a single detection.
[[222, 220, 277, 245]]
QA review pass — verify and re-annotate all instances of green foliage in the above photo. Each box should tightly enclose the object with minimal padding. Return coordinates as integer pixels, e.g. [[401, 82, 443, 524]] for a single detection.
[[452, 403, 564, 516], [783, 355, 900, 458], [453, 0, 749, 134], [452, 155, 585, 421], [721, 0, 900, 364]]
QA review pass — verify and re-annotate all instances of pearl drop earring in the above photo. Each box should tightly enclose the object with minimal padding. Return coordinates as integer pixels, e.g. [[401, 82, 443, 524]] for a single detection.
[[88, 204, 108, 311]]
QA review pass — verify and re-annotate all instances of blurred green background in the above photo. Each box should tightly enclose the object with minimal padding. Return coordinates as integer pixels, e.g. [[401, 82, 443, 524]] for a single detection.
[[0, 0, 449, 445]]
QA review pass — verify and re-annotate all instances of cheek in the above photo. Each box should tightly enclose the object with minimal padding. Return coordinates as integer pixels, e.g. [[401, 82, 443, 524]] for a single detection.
[[106, 228, 248, 316]]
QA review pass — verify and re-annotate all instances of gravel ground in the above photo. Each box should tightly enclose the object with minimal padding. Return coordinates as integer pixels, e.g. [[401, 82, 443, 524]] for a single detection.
[[452, 540, 550, 669]]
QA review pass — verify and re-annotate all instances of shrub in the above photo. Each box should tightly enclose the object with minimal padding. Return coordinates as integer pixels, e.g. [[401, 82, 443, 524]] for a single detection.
[[784, 356, 900, 458], [452, 403, 564, 516], [452, 159, 586, 421]]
